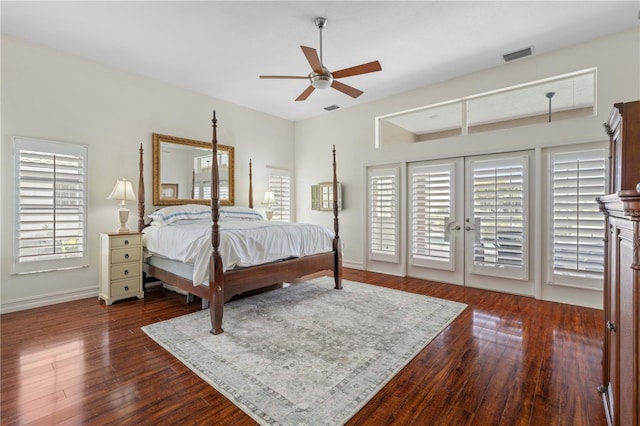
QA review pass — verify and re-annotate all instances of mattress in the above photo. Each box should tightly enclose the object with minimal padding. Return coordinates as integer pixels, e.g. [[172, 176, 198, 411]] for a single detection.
[[143, 220, 334, 286]]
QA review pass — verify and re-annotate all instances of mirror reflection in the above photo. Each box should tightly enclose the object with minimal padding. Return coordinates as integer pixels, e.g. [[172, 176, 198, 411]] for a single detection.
[[152, 133, 234, 206]]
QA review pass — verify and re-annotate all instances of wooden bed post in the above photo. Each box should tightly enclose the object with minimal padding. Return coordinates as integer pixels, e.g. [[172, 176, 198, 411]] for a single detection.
[[332, 145, 343, 289], [138, 143, 145, 232], [209, 111, 225, 335], [191, 169, 195, 199], [249, 159, 253, 209]]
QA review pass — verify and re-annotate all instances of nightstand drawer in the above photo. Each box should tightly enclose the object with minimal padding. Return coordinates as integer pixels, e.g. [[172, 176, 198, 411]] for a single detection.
[[111, 262, 141, 280], [110, 234, 142, 248], [111, 247, 141, 264], [111, 277, 141, 297]]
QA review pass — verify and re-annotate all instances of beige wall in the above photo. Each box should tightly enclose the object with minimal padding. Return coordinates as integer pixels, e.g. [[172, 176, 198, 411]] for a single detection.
[[2, 28, 639, 312], [1, 35, 294, 312], [293, 28, 640, 308]]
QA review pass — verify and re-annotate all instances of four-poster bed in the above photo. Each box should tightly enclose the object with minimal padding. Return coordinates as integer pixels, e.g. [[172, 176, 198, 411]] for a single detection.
[[137, 111, 342, 335]]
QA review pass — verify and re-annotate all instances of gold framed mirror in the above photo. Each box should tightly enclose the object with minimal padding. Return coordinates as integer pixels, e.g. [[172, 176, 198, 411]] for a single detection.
[[152, 133, 234, 206]]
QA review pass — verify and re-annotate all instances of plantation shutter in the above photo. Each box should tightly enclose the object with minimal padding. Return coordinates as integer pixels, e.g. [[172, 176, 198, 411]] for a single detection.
[[409, 162, 454, 270], [14, 137, 88, 274], [368, 166, 400, 263], [551, 149, 605, 286], [268, 172, 291, 222], [469, 155, 527, 279]]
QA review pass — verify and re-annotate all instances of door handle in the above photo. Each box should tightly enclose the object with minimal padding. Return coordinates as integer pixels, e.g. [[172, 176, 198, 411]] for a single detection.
[[465, 218, 481, 243], [444, 219, 462, 242]]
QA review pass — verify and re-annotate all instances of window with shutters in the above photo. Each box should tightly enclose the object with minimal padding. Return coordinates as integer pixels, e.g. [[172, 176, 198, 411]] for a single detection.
[[368, 166, 400, 263], [409, 162, 455, 270], [13, 137, 88, 274], [268, 171, 291, 222], [469, 155, 528, 280], [548, 148, 605, 289]]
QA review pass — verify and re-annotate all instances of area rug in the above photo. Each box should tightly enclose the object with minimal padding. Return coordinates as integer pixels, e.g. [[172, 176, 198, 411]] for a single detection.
[[142, 276, 467, 425]]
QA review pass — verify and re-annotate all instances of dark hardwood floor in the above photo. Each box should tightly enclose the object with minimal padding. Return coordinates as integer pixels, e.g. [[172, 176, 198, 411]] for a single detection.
[[1, 269, 605, 425]]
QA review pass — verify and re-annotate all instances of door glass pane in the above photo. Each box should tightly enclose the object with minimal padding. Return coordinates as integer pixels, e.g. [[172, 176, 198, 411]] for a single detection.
[[410, 162, 454, 270], [470, 156, 527, 277]]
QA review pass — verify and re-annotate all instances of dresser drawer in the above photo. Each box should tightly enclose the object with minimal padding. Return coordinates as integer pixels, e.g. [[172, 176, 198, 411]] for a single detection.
[[111, 277, 141, 297], [110, 234, 142, 249], [111, 262, 141, 280], [111, 247, 141, 264]]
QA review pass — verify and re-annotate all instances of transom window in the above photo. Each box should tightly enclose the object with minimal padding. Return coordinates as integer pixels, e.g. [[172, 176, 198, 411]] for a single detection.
[[377, 68, 596, 146]]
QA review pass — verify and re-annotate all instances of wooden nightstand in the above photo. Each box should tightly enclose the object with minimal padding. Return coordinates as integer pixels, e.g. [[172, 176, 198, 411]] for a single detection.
[[99, 232, 144, 305]]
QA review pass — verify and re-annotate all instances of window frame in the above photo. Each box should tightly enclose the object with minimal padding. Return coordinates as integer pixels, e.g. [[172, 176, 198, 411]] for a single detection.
[[13, 136, 89, 274], [367, 165, 401, 263], [545, 146, 606, 290], [267, 169, 292, 222]]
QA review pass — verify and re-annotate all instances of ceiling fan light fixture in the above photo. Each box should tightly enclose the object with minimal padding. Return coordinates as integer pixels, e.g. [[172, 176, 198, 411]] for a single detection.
[[310, 73, 333, 90]]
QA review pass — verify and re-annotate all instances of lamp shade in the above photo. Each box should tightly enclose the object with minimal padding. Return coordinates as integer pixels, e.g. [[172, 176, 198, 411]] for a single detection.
[[108, 179, 136, 202], [262, 191, 276, 205]]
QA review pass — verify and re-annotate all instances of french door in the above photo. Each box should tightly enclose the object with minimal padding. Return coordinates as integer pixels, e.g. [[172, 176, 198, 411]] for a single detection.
[[407, 151, 534, 296], [407, 158, 464, 285]]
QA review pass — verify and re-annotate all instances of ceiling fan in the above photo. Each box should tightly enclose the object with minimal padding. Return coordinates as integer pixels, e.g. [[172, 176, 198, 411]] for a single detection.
[[259, 17, 382, 101]]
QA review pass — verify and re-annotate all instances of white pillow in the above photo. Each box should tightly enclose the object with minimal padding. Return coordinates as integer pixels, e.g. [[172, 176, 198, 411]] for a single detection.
[[149, 204, 211, 225], [220, 206, 264, 221]]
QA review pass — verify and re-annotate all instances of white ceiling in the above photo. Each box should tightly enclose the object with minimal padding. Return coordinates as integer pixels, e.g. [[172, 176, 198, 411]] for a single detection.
[[2, 1, 638, 122]]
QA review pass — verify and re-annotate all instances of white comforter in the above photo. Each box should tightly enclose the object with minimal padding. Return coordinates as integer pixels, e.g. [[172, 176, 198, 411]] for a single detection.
[[143, 220, 334, 286]]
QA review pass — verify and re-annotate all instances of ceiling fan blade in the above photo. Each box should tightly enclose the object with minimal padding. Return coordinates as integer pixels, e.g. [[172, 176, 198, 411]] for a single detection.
[[301, 46, 323, 74], [331, 80, 364, 98], [260, 75, 309, 79], [295, 85, 315, 101], [332, 60, 382, 79]]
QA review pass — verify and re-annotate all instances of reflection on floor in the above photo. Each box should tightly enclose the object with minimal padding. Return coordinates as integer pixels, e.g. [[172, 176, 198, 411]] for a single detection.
[[1, 268, 604, 425]]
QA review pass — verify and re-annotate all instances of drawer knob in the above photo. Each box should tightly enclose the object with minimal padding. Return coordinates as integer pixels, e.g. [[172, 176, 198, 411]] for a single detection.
[[124, 270, 129, 275], [124, 286, 129, 291], [125, 253, 129, 259], [606, 321, 616, 332], [124, 240, 129, 245]]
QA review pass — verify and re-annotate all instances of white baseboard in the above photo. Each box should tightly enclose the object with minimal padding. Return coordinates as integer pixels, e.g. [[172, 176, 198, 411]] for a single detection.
[[343, 259, 363, 270], [1, 287, 98, 314]]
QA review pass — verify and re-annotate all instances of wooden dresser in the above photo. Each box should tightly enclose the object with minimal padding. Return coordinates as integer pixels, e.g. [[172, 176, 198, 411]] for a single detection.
[[597, 100, 640, 426]]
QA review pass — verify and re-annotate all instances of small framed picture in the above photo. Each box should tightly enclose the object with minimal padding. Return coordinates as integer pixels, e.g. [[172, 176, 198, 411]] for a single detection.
[[161, 183, 178, 198]]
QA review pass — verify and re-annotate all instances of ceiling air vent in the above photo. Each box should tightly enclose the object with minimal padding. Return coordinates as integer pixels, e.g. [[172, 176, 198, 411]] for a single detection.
[[502, 46, 534, 62], [324, 104, 340, 111]]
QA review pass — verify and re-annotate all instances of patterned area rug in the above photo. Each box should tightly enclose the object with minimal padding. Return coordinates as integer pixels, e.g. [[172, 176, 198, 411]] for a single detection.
[[142, 277, 467, 425]]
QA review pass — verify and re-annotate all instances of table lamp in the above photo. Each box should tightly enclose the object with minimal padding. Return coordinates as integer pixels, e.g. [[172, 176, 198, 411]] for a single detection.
[[262, 191, 276, 220], [107, 178, 136, 233]]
